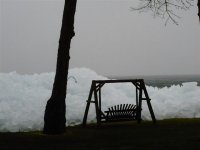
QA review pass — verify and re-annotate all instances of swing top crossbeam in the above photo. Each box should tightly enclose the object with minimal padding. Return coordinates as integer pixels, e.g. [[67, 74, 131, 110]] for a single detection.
[[93, 79, 144, 83]]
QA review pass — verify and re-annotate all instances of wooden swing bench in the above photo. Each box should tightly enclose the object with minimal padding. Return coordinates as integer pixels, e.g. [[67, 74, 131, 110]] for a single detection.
[[82, 79, 156, 127], [102, 104, 138, 122]]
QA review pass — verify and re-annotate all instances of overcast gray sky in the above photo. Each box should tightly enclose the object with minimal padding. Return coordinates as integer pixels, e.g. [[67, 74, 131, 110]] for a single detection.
[[0, 0, 200, 76]]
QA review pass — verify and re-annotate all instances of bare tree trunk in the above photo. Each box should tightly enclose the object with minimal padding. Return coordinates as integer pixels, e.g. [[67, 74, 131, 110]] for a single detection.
[[43, 0, 77, 134], [198, 0, 200, 21]]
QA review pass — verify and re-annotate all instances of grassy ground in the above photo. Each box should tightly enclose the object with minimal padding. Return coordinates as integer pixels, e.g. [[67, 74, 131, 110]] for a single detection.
[[0, 118, 200, 150]]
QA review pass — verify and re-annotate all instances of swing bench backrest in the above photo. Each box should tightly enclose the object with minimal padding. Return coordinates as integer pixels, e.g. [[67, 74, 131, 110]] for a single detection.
[[104, 104, 137, 122]]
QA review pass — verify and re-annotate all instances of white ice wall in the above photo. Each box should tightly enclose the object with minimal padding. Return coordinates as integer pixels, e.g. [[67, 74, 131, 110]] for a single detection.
[[0, 68, 200, 132]]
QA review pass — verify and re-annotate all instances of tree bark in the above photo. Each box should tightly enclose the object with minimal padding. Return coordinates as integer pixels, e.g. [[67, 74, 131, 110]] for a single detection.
[[43, 0, 77, 134], [198, 0, 200, 21]]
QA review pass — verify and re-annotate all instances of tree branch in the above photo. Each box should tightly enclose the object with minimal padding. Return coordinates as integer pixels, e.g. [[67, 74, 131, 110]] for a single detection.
[[132, 0, 196, 25]]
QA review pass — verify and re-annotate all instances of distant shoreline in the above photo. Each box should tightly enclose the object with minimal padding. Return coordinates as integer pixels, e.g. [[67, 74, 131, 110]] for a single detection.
[[107, 75, 200, 87]]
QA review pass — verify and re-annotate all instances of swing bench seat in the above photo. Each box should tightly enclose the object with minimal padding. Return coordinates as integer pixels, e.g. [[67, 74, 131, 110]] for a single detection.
[[103, 104, 138, 122]]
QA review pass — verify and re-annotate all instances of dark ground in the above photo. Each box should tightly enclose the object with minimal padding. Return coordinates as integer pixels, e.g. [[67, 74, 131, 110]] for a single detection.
[[0, 119, 200, 150]]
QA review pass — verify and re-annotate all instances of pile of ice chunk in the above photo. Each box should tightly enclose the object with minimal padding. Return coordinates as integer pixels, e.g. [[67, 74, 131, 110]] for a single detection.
[[0, 68, 200, 132]]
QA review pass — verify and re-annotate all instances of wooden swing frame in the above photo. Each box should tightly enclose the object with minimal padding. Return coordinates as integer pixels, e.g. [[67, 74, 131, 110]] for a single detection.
[[82, 79, 156, 127]]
